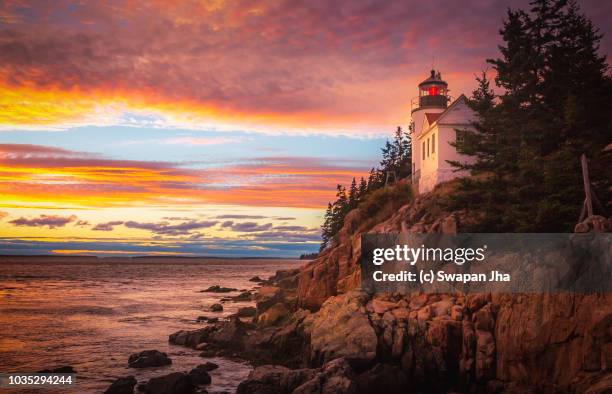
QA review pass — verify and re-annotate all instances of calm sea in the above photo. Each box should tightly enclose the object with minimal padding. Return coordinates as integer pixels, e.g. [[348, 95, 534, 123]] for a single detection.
[[0, 257, 301, 393]]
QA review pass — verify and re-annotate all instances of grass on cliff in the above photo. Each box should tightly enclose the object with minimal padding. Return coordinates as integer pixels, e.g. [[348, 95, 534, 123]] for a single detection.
[[357, 182, 413, 230]]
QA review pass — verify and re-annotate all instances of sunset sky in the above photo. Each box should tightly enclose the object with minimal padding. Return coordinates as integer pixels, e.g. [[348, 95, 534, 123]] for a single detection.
[[1, 0, 610, 257]]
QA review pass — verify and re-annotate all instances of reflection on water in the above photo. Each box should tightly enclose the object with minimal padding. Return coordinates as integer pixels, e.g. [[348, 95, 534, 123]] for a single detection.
[[0, 258, 301, 393]]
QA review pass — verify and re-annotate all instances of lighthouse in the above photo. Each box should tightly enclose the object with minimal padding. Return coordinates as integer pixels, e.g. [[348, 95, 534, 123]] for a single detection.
[[410, 70, 475, 194]]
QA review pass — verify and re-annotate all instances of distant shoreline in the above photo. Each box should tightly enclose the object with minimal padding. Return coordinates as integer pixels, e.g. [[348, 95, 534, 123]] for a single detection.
[[0, 255, 306, 264], [0, 254, 298, 259]]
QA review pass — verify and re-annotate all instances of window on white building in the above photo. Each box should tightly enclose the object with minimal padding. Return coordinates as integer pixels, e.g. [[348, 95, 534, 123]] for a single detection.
[[432, 133, 435, 154], [422, 142, 425, 158], [427, 138, 430, 158]]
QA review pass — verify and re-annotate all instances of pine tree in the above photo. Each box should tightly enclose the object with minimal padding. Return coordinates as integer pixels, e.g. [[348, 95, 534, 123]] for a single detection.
[[348, 178, 358, 209], [358, 177, 368, 201], [320, 203, 333, 250], [447, 0, 611, 231]]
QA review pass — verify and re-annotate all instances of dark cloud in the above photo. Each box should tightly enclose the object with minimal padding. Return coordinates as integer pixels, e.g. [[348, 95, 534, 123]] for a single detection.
[[275, 217, 296, 221], [92, 221, 123, 231], [214, 214, 267, 219], [9, 214, 77, 229], [75, 220, 90, 227], [223, 222, 274, 232], [124, 220, 218, 236]]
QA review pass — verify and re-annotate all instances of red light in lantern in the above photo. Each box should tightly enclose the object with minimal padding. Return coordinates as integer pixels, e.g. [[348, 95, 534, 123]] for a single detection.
[[428, 86, 439, 96]]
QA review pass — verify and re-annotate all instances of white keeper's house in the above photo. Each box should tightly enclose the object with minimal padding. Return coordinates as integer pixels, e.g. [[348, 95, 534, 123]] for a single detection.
[[410, 69, 475, 194]]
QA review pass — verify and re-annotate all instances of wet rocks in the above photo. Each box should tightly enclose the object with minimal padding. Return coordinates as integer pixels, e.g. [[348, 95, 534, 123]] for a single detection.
[[249, 276, 265, 283], [128, 350, 172, 368], [169, 327, 215, 348], [208, 316, 248, 348], [237, 306, 257, 317], [103, 376, 137, 394], [201, 285, 237, 293], [236, 365, 317, 394], [209, 303, 223, 312], [196, 316, 219, 323], [199, 361, 219, 371], [231, 291, 253, 302], [187, 365, 212, 385], [143, 372, 194, 394]]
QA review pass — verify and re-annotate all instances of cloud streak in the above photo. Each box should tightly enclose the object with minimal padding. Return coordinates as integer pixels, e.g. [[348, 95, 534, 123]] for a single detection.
[[2, 0, 607, 133], [9, 214, 76, 229], [0, 143, 367, 208]]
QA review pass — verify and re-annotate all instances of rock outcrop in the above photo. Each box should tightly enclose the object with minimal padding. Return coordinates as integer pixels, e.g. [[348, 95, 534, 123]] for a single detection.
[[127, 350, 172, 368], [103, 376, 137, 394], [143, 372, 194, 394], [172, 181, 612, 392], [305, 291, 377, 366]]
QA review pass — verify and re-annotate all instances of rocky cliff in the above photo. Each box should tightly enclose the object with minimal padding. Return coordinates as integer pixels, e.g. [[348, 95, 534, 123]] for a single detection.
[[292, 181, 611, 392], [170, 180, 612, 393]]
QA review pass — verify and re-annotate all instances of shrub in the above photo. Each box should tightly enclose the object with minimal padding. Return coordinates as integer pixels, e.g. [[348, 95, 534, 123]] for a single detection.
[[359, 182, 413, 218]]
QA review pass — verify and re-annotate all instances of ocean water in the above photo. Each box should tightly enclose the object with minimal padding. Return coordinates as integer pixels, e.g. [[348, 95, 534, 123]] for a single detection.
[[0, 257, 301, 393]]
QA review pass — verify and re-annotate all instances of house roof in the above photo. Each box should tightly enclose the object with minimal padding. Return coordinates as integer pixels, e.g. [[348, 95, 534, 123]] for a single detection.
[[418, 94, 471, 140], [425, 113, 441, 125]]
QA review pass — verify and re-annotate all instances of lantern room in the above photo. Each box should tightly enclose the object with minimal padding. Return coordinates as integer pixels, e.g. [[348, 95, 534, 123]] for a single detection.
[[417, 69, 448, 109]]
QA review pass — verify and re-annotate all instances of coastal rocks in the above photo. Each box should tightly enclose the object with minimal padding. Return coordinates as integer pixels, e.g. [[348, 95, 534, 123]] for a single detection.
[[196, 316, 218, 323], [143, 372, 194, 394], [306, 291, 377, 365], [199, 361, 219, 371], [242, 308, 312, 367], [169, 327, 215, 348], [493, 293, 612, 389], [355, 364, 408, 394], [257, 303, 289, 327], [255, 286, 282, 311], [236, 365, 317, 394], [187, 365, 212, 385], [249, 276, 265, 283], [293, 358, 357, 394], [231, 291, 253, 302], [268, 269, 301, 289], [128, 350, 172, 368], [237, 306, 257, 317], [103, 376, 137, 394], [201, 285, 237, 293], [208, 316, 248, 348], [209, 303, 223, 312]]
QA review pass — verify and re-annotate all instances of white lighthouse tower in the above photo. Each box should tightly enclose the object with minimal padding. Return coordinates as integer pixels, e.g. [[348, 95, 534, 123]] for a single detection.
[[410, 70, 475, 194]]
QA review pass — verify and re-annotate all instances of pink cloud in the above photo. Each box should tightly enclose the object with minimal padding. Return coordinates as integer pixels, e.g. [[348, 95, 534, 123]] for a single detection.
[[1, 0, 607, 130]]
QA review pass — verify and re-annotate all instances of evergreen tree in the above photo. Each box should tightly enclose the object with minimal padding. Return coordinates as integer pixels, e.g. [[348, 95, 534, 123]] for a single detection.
[[320, 203, 333, 251], [348, 178, 358, 209], [319, 126, 413, 249], [448, 0, 611, 231], [358, 177, 368, 201]]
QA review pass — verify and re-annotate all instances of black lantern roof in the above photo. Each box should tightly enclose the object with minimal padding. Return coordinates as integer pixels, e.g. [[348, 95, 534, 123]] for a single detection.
[[418, 69, 447, 87]]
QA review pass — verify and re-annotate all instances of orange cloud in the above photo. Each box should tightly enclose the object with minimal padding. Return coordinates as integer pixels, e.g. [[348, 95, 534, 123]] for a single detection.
[[2, 0, 570, 133], [0, 144, 366, 209]]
